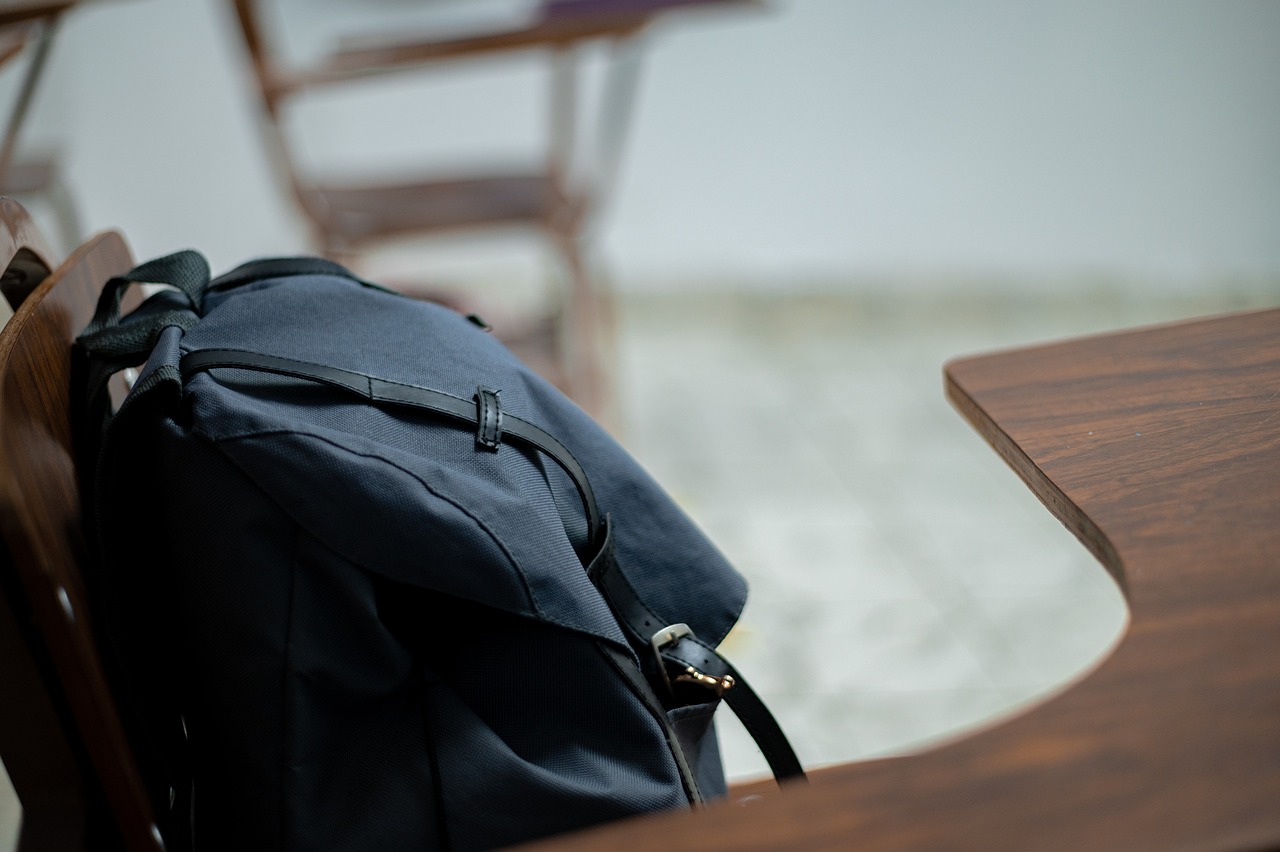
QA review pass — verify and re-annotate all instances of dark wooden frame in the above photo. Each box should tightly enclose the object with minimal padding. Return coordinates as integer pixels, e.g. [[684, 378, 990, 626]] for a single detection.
[[0, 198, 159, 852]]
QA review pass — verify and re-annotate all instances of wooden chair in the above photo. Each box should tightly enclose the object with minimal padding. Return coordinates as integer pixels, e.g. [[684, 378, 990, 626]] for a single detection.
[[0, 4, 83, 253], [0, 198, 160, 851], [225, 0, 750, 418]]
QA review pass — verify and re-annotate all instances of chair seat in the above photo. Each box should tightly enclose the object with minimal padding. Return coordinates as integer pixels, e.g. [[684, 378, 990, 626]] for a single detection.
[[301, 172, 573, 250], [0, 154, 56, 194]]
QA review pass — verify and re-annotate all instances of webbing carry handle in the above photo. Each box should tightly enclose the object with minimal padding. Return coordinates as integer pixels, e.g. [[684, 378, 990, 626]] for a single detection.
[[77, 252, 384, 364]]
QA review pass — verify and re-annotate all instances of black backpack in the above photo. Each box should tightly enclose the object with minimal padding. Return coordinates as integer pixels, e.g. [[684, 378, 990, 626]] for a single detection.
[[76, 252, 803, 851]]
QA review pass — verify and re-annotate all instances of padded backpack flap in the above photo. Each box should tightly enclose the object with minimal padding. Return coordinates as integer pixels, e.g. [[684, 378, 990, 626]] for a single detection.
[[180, 271, 749, 646]]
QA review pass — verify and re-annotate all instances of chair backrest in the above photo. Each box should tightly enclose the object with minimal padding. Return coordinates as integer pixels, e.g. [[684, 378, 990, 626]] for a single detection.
[[0, 198, 161, 852]]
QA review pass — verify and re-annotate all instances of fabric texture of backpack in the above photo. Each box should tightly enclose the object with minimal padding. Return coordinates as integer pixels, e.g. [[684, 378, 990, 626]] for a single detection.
[[76, 252, 803, 851]]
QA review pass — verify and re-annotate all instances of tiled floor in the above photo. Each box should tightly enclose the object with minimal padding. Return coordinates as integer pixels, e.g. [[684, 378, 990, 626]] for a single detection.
[[609, 283, 1274, 780], [1, 282, 1273, 843]]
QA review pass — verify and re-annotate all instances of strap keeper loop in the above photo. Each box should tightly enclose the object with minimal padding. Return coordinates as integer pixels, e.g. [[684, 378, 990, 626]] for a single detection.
[[474, 386, 503, 450]]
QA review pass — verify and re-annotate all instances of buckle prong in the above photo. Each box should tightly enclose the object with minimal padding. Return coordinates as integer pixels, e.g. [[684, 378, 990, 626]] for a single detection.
[[675, 666, 736, 697]]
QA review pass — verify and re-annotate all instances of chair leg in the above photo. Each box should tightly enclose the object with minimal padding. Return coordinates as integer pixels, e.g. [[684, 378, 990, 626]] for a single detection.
[[0, 577, 89, 852], [552, 230, 614, 427], [43, 173, 83, 257]]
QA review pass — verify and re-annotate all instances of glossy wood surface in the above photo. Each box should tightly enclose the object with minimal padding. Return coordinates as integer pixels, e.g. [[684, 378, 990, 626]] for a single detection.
[[0, 200, 160, 850], [522, 307, 1280, 850]]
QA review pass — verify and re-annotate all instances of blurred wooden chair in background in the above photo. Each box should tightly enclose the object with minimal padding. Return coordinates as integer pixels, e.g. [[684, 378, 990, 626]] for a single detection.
[[0, 198, 159, 851], [0, 3, 82, 255], [225, 0, 752, 419]]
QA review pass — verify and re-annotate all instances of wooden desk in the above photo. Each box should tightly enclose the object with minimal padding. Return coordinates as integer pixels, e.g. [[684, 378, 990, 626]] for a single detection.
[[526, 307, 1280, 850]]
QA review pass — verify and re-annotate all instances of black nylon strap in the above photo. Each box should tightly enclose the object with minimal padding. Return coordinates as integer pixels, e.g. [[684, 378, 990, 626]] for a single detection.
[[78, 309, 199, 357], [179, 348, 602, 551], [79, 250, 210, 342], [591, 526, 806, 783], [207, 256, 371, 292], [660, 634, 805, 781]]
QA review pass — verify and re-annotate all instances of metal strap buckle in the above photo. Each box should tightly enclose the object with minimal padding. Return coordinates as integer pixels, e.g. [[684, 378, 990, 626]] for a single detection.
[[650, 623, 735, 697]]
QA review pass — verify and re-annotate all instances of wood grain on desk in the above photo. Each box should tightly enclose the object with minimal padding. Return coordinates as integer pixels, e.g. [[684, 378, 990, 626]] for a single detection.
[[526, 307, 1280, 850]]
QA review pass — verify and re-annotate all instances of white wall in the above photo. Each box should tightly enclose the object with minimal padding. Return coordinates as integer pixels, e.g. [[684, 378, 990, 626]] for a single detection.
[[13, 0, 1280, 289], [616, 0, 1280, 288]]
